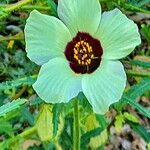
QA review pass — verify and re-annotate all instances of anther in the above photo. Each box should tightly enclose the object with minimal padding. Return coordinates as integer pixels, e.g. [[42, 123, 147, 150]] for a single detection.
[[74, 48, 78, 54]]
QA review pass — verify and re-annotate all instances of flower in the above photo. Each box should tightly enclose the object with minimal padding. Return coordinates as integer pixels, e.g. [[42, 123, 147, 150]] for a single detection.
[[25, 0, 141, 114]]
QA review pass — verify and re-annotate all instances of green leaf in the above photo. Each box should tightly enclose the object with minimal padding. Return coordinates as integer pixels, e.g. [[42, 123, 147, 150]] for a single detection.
[[114, 114, 125, 133], [127, 78, 150, 99], [114, 78, 150, 111], [120, 78, 150, 117], [78, 92, 92, 112], [0, 121, 13, 137], [123, 112, 139, 123], [36, 104, 53, 141], [0, 109, 20, 121], [124, 96, 150, 118], [128, 121, 150, 143], [128, 0, 150, 7], [141, 24, 150, 43], [138, 0, 150, 6], [52, 103, 63, 137], [0, 75, 36, 90], [0, 7, 8, 20], [96, 115, 107, 130], [81, 127, 103, 148], [89, 129, 108, 149], [21, 107, 34, 126], [46, 0, 57, 16], [0, 99, 27, 117], [130, 60, 150, 69], [30, 97, 43, 106]]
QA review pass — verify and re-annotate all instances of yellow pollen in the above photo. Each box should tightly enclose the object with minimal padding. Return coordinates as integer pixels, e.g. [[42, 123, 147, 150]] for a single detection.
[[91, 54, 94, 59], [88, 46, 92, 52], [73, 40, 96, 66], [74, 48, 78, 54], [74, 54, 79, 60], [81, 40, 84, 44], [82, 61, 85, 65], [75, 43, 79, 48], [85, 62, 88, 65], [78, 60, 81, 64], [83, 54, 88, 59], [86, 59, 91, 65], [79, 49, 83, 53], [78, 42, 81, 45], [83, 47, 87, 52]]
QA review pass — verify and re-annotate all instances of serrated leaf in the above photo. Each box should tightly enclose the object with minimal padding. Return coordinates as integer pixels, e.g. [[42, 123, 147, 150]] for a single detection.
[[0, 109, 20, 121], [52, 103, 63, 137], [0, 7, 8, 20], [21, 107, 34, 126], [82, 114, 106, 149], [83, 114, 108, 149], [46, 0, 57, 16], [124, 96, 150, 118], [0, 75, 36, 90], [0, 99, 27, 117], [138, 0, 150, 6], [114, 78, 150, 111], [141, 24, 150, 43], [128, 0, 150, 7], [130, 60, 150, 69], [96, 115, 107, 130], [123, 112, 139, 123], [89, 129, 108, 149], [81, 127, 103, 148], [78, 92, 92, 109], [128, 121, 150, 143], [0, 121, 13, 137], [127, 78, 150, 99], [119, 78, 150, 117], [114, 114, 125, 133]]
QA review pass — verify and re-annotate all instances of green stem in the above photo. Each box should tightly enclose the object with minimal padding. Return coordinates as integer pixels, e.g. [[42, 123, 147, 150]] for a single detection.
[[0, 126, 37, 148], [5, 0, 32, 12], [73, 99, 80, 150], [20, 126, 36, 138], [127, 70, 150, 77], [21, 5, 51, 11], [0, 33, 24, 42]]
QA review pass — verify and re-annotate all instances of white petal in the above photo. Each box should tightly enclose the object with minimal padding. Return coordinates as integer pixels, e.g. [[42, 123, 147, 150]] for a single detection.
[[82, 59, 127, 114], [25, 10, 71, 65], [33, 57, 82, 103], [95, 8, 141, 59], [57, 0, 101, 36]]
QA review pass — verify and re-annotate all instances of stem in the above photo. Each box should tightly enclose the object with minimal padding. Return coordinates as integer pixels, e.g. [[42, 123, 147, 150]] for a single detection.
[[73, 99, 80, 150], [5, 0, 32, 12], [21, 5, 51, 11], [20, 126, 36, 138], [0, 33, 24, 42], [11, 86, 27, 100], [0, 126, 37, 148]]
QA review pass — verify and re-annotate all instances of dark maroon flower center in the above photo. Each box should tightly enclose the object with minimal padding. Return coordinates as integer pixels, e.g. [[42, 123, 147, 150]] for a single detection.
[[65, 32, 103, 74]]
